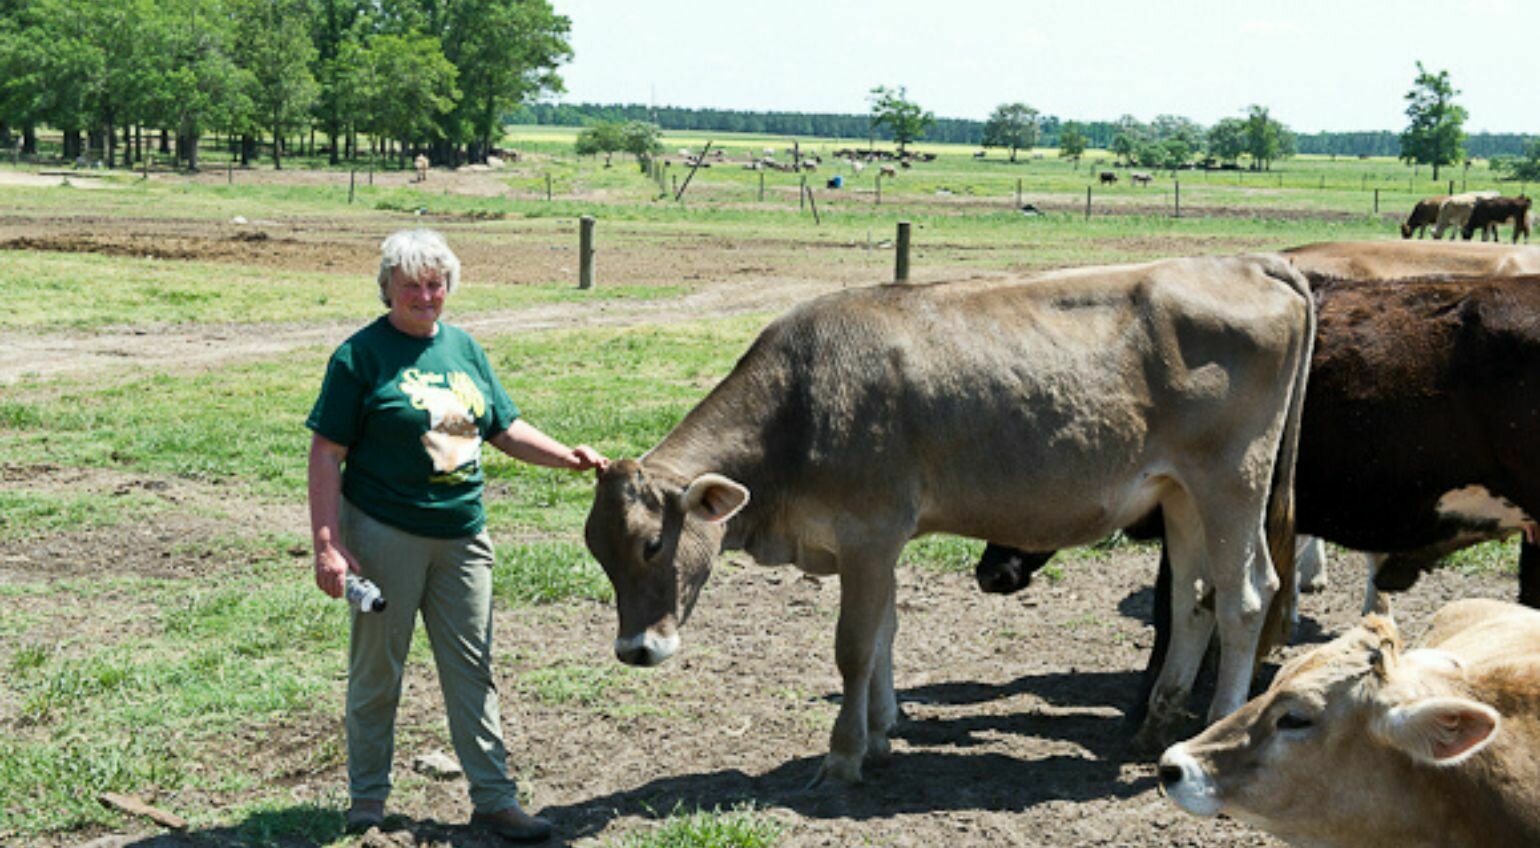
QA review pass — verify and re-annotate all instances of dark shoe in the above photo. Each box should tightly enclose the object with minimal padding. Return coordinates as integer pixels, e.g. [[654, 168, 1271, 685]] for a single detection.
[[471, 806, 553, 842], [345, 798, 385, 834]]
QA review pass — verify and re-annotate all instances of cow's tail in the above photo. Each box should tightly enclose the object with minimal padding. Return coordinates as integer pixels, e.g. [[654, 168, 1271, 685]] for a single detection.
[[1258, 257, 1315, 662]]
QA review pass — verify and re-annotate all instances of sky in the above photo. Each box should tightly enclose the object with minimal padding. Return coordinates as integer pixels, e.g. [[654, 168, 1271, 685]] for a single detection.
[[548, 0, 1537, 135]]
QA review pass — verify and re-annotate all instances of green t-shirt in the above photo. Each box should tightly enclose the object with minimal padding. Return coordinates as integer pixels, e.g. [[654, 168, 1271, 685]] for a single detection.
[[306, 316, 518, 538]]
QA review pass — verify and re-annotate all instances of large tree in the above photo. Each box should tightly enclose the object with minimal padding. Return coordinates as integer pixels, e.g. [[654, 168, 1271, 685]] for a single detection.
[[436, 0, 570, 163], [1399, 61, 1466, 181], [229, 0, 318, 169], [981, 102, 1040, 162], [1206, 117, 1247, 165], [1244, 104, 1293, 171], [362, 31, 458, 163], [867, 85, 933, 154], [1057, 122, 1087, 165]]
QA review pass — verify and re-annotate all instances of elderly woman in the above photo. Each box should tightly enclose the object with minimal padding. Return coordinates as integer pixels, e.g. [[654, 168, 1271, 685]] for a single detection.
[[307, 228, 605, 841]]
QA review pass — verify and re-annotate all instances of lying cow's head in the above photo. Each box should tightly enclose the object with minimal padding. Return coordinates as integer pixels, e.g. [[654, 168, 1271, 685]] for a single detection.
[[1158, 614, 1501, 845], [584, 459, 749, 667]]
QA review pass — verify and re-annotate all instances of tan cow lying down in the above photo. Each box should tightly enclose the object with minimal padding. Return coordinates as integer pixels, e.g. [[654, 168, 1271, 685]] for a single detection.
[[1160, 598, 1540, 847], [586, 255, 1315, 784]]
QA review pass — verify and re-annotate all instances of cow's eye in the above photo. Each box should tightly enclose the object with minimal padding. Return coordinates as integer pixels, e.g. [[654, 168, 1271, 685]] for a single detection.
[[642, 537, 663, 561], [1275, 711, 1314, 732]]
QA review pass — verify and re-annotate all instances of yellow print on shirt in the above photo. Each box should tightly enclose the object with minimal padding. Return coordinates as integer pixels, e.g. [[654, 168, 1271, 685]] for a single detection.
[[398, 369, 488, 483]]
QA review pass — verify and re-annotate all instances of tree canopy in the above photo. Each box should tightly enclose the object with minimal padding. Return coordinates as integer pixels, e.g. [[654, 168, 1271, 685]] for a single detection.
[[1399, 62, 1467, 181], [0, 0, 570, 168], [867, 85, 933, 154], [981, 102, 1040, 162]]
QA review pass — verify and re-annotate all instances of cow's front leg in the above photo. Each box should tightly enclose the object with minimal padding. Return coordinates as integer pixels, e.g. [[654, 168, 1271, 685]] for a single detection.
[[814, 552, 899, 786]]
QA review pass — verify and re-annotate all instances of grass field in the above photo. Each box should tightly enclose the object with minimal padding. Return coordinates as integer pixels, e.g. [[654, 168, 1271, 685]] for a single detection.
[[0, 126, 1526, 847]]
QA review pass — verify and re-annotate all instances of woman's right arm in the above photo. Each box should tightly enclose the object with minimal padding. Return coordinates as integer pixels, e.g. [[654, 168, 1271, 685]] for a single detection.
[[308, 432, 358, 598]]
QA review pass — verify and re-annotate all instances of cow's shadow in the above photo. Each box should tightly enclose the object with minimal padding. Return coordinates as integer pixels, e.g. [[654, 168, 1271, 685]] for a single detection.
[[532, 666, 1159, 843]]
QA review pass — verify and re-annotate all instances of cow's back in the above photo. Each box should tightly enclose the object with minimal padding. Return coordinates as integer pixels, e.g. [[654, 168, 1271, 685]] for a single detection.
[[1283, 241, 1540, 279], [655, 255, 1310, 551]]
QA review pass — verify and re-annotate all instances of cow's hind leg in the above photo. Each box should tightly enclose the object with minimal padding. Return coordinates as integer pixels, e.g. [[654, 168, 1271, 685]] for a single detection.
[[864, 575, 901, 760], [814, 541, 904, 786], [1204, 519, 1277, 723], [1138, 492, 1215, 750]]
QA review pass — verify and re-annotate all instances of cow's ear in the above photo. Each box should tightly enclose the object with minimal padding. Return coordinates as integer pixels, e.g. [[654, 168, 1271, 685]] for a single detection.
[[680, 473, 750, 524], [1379, 697, 1500, 765]]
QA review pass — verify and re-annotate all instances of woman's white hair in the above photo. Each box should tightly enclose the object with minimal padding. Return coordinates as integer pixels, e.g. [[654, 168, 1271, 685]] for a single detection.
[[376, 229, 461, 305]]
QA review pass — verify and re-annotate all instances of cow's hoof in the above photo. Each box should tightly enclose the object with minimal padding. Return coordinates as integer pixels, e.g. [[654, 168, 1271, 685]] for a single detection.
[[865, 733, 892, 761], [808, 753, 863, 788]]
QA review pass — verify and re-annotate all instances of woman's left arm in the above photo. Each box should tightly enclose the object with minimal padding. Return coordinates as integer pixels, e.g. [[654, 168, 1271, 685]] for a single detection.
[[488, 419, 608, 472]]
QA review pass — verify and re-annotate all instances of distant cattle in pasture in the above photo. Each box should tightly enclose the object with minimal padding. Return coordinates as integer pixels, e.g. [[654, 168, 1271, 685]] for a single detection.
[[1463, 195, 1532, 243], [1432, 191, 1499, 239], [879, 164, 897, 178], [1400, 195, 1448, 239], [413, 154, 429, 183], [1098, 171, 1118, 185], [1131, 171, 1153, 186]]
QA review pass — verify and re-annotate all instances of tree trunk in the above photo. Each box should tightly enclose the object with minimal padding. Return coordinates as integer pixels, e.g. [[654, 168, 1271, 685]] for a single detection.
[[160, 128, 170, 154], [240, 133, 254, 166], [23, 124, 37, 155]]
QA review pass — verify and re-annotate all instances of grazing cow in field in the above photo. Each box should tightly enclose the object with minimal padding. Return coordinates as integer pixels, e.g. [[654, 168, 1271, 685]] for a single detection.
[[1432, 191, 1499, 239], [1463, 195, 1532, 243], [878, 164, 897, 178], [977, 240, 1540, 608], [1401, 195, 1449, 239], [585, 255, 1315, 782], [413, 153, 429, 183], [1098, 171, 1118, 185], [1131, 171, 1153, 186], [1159, 599, 1540, 847]]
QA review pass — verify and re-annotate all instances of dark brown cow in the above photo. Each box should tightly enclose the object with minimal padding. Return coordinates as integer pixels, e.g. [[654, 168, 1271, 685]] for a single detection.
[[1401, 195, 1448, 239], [1098, 170, 1118, 185], [1463, 195, 1532, 243]]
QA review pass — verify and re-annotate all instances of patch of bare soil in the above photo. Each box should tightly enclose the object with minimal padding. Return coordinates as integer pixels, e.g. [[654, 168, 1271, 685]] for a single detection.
[[20, 503, 1516, 847]]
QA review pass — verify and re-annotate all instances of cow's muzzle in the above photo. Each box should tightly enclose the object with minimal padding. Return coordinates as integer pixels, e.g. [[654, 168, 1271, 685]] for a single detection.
[[614, 629, 679, 667]]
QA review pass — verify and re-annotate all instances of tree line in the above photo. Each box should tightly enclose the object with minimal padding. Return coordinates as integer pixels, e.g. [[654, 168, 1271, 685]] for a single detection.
[[0, 0, 571, 170], [512, 101, 1531, 163]]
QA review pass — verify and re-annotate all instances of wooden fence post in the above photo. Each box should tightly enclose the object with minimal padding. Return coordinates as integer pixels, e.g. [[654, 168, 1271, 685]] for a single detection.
[[1085, 185, 1092, 221], [799, 175, 806, 210], [1448, 179, 1455, 196], [1016, 178, 1022, 208], [895, 221, 911, 283], [758, 170, 764, 201], [349, 167, 356, 204], [1174, 179, 1180, 219], [546, 173, 552, 201], [1374, 188, 1380, 214], [578, 215, 595, 290], [875, 174, 882, 206], [806, 185, 821, 225]]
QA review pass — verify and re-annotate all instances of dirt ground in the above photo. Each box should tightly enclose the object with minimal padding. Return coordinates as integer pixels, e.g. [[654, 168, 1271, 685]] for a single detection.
[[1, 167, 1518, 847]]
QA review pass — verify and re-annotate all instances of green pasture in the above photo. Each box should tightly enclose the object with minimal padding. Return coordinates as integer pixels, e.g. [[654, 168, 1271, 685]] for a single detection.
[[0, 136, 1525, 845]]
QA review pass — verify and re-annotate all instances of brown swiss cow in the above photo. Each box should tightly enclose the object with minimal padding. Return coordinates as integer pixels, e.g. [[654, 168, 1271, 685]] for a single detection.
[[1160, 598, 1540, 847], [585, 255, 1315, 782]]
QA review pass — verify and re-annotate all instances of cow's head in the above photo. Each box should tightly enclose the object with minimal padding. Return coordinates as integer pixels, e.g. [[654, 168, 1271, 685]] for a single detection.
[[584, 459, 749, 667], [1158, 613, 1501, 843], [974, 544, 1056, 594]]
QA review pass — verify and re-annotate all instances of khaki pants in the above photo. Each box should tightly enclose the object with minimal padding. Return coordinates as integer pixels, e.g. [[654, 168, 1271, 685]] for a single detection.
[[341, 499, 520, 813]]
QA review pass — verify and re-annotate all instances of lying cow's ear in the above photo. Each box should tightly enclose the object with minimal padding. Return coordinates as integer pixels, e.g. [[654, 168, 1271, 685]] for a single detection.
[[1379, 696, 1500, 766], [681, 473, 750, 524]]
